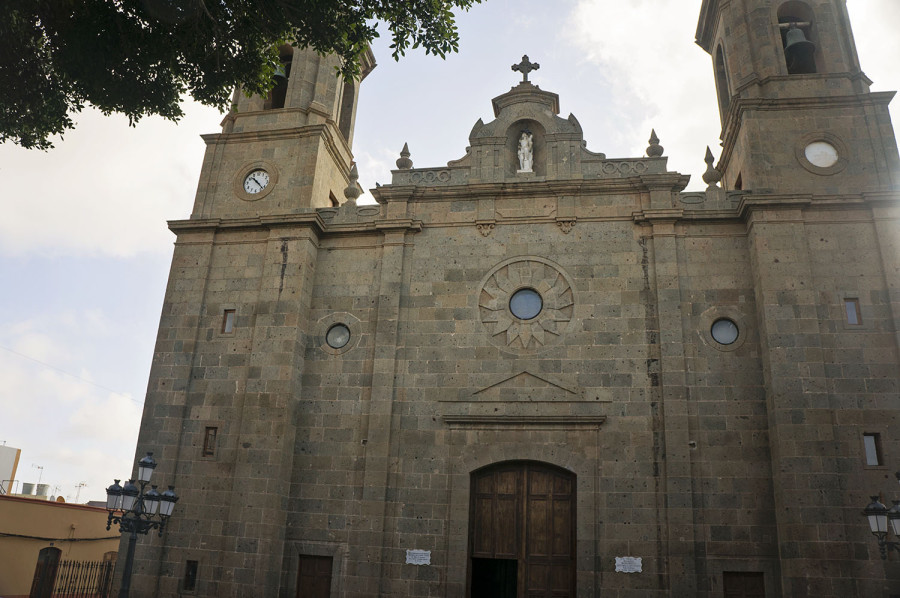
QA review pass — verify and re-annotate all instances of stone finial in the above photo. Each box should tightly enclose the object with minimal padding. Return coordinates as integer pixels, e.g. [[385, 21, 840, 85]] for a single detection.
[[512, 55, 540, 83], [646, 129, 664, 157], [396, 142, 413, 170], [344, 163, 362, 205], [702, 146, 722, 188]]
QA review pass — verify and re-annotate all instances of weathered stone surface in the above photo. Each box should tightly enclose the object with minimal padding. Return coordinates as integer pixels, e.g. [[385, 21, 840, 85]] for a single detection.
[[129, 2, 900, 597]]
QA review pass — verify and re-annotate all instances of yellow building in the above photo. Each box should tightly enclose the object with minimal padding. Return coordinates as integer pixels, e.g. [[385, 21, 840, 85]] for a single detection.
[[0, 495, 120, 598]]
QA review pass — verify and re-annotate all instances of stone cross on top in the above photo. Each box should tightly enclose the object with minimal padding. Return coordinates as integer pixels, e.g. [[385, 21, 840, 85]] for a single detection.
[[512, 55, 540, 83]]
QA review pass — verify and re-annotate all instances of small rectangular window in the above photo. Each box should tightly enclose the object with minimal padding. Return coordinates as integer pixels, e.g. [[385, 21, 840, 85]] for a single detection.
[[183, 560, 198, 591], [202, 427, 218, 457], [222, 309, 236, 333], [844, 299, 861, 325], [864, 433, 882, 466]]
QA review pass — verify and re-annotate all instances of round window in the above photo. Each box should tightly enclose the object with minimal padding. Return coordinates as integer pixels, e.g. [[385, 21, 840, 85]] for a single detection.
[[804, 141, 839, 169], [509, 288, 543, 320], [326, 324, 351, 349], [710, 318, 739, 345]]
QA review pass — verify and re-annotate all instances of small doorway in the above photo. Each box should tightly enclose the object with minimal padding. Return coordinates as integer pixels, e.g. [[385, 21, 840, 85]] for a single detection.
[[296, 554, 333, 598], [29, 547, 61, 598], [723, 571, 765, 598], [471, 557, 517, 598], [468, 461, 575, 598]]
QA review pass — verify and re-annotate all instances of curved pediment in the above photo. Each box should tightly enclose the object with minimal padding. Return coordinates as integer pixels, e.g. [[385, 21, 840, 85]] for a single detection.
[[386, 74, 677, 189]]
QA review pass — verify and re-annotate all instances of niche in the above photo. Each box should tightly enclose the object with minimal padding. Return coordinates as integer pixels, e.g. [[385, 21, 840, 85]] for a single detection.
[[506, 120, 546, 177]]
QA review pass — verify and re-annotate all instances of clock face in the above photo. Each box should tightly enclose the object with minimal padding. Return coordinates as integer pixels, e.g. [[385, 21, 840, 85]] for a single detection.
[[243, 169, 270, 194]]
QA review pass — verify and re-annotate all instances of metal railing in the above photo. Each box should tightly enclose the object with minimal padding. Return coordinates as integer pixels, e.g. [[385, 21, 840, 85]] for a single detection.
[[30, 559, 115, 598]]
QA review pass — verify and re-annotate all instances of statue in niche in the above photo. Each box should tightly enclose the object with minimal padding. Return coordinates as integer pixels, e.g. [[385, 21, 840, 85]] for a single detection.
[[517, 130, 534, 173]]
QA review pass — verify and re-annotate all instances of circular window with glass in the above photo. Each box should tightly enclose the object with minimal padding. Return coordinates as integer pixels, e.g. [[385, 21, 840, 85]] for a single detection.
[[325, 323, 351, 349], [795, 133, 848, 175], [804, 141, 839, 169], [509, 288, 543, 320], [710, 318, 739, 346]]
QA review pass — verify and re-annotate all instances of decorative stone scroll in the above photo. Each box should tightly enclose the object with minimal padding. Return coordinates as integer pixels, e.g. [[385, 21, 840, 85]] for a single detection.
[[600, 160, 650, 176], [476, 221, 495, 237], [679, 193, 706, 205], [409, 170, 451, 184], [556, 219, 575, 234]]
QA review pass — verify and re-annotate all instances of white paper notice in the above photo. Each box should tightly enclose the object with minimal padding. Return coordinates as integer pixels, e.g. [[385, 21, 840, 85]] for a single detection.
[[406, 549, 431, 565], [615, 556, 642, 573]]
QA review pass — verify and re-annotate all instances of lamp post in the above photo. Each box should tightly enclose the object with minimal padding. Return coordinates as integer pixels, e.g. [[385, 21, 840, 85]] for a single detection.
[[106, 452, 178, 598], [862, 472, 900, 560]]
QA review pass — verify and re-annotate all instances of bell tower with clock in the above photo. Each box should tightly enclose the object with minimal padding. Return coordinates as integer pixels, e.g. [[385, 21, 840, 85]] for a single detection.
[[127, 46, 375, 597], [190, 45, 375, 218]]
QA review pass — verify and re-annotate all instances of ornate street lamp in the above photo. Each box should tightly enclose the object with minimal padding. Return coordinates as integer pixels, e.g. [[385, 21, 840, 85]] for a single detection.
[[106, 452, 178, 598], [862, 472, 900, 560]]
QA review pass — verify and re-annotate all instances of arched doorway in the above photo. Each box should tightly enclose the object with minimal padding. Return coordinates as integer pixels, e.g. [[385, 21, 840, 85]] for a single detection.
[[468, 461, 575, 598]]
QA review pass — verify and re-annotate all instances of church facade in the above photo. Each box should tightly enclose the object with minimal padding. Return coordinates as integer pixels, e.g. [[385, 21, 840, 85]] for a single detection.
[[129, 0, 900, 596]]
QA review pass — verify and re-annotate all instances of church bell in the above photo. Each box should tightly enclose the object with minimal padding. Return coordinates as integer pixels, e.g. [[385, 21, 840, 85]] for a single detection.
[[784, 23, 816, 74]]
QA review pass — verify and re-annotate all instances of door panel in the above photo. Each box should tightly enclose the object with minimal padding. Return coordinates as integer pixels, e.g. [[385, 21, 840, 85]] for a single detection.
[[296, 555, 332, 598], [469, 462, 575, 598]]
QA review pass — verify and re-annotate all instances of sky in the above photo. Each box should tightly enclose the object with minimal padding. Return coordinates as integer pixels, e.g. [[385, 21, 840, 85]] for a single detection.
[[1, 0, 898, 503]]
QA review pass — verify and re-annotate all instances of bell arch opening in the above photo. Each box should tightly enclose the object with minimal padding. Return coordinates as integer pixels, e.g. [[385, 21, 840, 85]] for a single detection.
[[265, 45, 294, 110], [468, 461, 575, 598], [777, 1, 819, 74]]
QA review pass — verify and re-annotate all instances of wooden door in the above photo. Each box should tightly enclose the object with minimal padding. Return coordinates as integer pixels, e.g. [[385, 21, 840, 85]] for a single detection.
[[469, 462, 575, 598], [296, 555, 333, 598], [29, 547, 61, 598]]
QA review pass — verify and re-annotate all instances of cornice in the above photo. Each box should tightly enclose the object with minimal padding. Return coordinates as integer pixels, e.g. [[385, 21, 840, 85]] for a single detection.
[[717, 90, 895, 172], [202, 122, 351, 154], [443, 415, 606, 428], [735, 195, 812, 221], [370, 174, 691, 203], [862, 190, 900, 205], [168, 214, 423, 237], [695, 0, 720, 53], [632, 208, 685, 224]]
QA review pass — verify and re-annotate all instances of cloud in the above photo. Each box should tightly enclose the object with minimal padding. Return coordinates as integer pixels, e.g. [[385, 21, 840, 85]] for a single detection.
[[0, 312, 142, 501], [569, 0, 719, 180], [0, 101, 223, 258], [67, 392, 143, 446]]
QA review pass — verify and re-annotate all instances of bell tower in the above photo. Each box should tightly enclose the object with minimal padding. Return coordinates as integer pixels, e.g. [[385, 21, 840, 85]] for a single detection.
[[697, 3, 900, 597], [190, 46, 375, 219], [696, 0, 900, 193], [127, 46, 374, 597]]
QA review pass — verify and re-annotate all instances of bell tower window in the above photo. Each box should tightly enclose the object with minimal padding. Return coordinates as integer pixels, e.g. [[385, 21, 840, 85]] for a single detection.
[[778, 2, 818, 74], [265, 46, 294, 110], [714, 45, 731, 119], [337, 80, 356, 142]]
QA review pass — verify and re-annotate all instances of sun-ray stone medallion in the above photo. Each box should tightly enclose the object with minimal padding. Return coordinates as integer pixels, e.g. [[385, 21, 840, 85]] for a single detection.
[[478, 257, 575, 352]]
